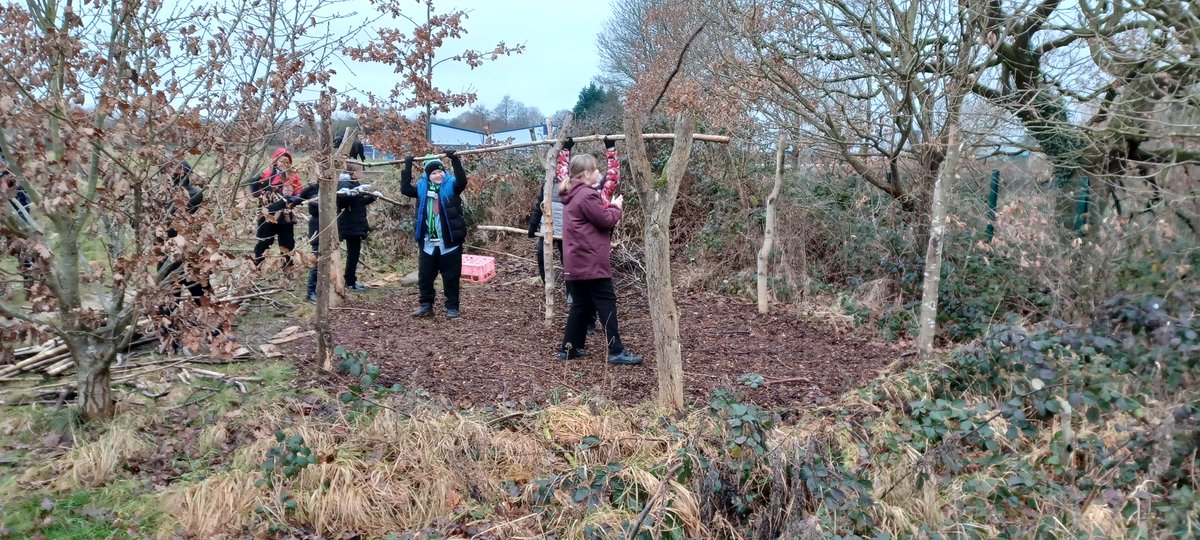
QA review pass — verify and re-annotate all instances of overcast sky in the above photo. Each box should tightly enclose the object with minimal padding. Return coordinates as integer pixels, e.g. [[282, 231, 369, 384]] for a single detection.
[[331, 0, 613, 121]]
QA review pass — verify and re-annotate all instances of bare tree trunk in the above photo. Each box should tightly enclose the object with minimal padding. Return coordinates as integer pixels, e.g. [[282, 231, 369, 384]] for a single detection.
[[541, 114, 574, 326], [916, 122, 964, 359], [624, 112, 697, 411], [315, 125, 354, 371], [644, 211, 685, 409], [758, 131, 786, 314], [75, 340, 115, 420]]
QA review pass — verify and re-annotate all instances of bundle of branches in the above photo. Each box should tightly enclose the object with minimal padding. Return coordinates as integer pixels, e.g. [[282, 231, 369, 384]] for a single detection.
[[0, 287, 274, 382], [611, 240, 647, 291]]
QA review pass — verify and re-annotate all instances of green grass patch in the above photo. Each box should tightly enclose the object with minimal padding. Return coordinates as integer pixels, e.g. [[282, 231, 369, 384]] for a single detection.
[[0, 479, 160, 539]]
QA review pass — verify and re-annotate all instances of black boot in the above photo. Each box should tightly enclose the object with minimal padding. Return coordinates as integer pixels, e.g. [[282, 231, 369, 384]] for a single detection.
[[557, 348, 587, 360], [412, 304, 433, 317], [607, 349, 643, 366]]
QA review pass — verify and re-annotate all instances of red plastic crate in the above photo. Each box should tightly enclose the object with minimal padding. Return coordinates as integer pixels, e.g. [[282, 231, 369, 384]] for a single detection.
[[461, 254, 496, 283]]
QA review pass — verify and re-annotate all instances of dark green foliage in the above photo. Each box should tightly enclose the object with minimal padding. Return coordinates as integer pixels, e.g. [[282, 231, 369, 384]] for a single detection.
[[256, 431, 315, 489], [335, 345, 403, 411], [573, 83, 620, 121]]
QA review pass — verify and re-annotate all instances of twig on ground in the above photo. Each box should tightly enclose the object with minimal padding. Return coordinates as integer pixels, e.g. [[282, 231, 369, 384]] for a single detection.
[[764, 376, 812, 385], [168, 388, 220, 410], [627, 462, 685, 540], [333, 307, 378, 313], [470, 513, 537, 539], [219, 288, 284, 303]]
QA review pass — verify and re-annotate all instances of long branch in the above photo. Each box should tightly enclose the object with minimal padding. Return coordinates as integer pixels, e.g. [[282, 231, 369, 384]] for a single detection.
[[347, 133, 731, 167]]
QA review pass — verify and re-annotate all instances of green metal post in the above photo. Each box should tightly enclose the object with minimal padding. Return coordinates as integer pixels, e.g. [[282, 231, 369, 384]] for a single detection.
[[1074, 175, 1091, 236], [985, 170, 1000, 243]]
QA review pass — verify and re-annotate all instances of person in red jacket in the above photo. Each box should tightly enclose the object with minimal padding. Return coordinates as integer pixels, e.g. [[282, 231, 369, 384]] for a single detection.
[[557, 152, 642, 366], [251, 147, 304, 269]]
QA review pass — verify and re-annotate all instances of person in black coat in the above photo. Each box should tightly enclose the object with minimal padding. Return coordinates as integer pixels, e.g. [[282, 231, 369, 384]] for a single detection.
[[155, 159, 215, 352], [302, 164, 377, 302], [156, 160, 207, 294], [1, 152, 37, 295]]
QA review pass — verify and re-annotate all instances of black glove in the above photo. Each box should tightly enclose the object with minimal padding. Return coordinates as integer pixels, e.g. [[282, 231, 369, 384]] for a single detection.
[[527, 223, 538, 238], [562, 137, 575, 151], [284, 195, 305, 206], [444, 149, 457, 160], [603, 135, 615, 149], [404, 155, 414, 168]]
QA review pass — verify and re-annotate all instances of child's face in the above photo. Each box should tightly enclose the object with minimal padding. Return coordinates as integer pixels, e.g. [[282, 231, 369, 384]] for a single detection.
[[277, 156, 292, 170], [430, 169, 446, 183]]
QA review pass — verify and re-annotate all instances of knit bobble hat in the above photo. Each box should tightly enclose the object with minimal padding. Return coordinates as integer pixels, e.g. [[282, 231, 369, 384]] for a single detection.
[[423, 158, 445, 176]]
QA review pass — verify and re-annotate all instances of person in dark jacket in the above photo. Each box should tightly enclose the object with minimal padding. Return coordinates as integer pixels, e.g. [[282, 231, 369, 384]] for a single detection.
[[250, 147, 304, 269], [155, 159, 214, 352], [1, 152, 37, 294], [301, 164, 377, 302], [557, 152, 642, 366], [400, 150, 467, 318], [156, 160, 207, 294]]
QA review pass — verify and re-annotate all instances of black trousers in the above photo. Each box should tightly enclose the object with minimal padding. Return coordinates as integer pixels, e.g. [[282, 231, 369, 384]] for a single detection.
[[561, 277, 624, 355], [155, 257, 213, 351], [253, 217, 296, 267], [418, 246, 462, 310], [307, 236, 364, 294], [344, 237, 362, 286]]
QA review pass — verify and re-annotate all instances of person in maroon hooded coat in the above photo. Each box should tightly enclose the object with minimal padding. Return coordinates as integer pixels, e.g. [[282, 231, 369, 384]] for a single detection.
[[556, 152, 643, 366]]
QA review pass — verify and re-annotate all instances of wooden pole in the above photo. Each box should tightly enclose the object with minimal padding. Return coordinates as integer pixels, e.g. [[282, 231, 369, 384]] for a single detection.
[[477, 225, 532, 235], [542, 114, 574, 326], [758, 130, 786, 314], [315, 125, 356, 371], [346, 133, 730, 168]]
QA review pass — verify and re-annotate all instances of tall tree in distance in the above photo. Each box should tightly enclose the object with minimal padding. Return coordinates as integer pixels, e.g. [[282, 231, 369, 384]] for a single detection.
[[572, 82, 624, 133], [572, 83, 616, 119]]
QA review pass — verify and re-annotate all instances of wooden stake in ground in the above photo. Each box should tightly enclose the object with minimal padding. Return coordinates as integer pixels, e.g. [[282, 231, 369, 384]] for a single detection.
[[315, 124, 356, 371], [541, 113, 574, 326], [758, 131, 787, 314]]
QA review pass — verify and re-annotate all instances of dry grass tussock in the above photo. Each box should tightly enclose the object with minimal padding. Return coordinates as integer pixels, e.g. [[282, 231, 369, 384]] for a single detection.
[[539, 404, 672, 466], [157, 470, 260, 538], [155, 397, 713, 538], [32, 411, 156, 490]]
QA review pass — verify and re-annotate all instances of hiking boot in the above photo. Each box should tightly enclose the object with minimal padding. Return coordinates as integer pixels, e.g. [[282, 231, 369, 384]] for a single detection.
[[446, 308, 461, 319], [412, 304, 433, 317], [607, 350, 643, 366], [556, 348, 587, 360], [306, 291, 317, 303], [348, 284, 366, 292]]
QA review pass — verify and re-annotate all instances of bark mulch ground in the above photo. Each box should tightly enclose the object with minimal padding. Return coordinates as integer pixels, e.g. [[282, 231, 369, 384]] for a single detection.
[[294, 256, 901, 410]]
